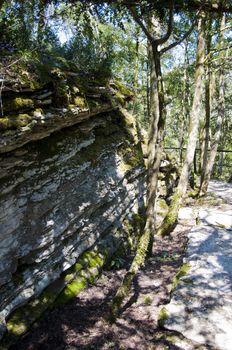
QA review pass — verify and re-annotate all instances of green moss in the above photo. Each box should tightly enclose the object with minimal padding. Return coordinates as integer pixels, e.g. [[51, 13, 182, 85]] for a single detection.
[[118, 143, 144, 173], [0, 114, 32, 131], [7, 311, 29, 337], [73, 96, 87, 108], [157, 199, 169, 218], [112, 80, 134, 99], [0, 118, 10, 131], [172, 263, 191, 291], [165, 335, 180, 343], [57, 277, 87, 305], [115, 91, 125, 105], [157, 189, 183, 237], [158, 307, 169, 324], [144, 295, 152, 305], [82, 251, 104, 268], [122, 213, 144, 252], [159, 199, 168, 210], [56, 249, 106, 306], [215, 222, 227, 229], [3, 98, 34, 113], [5, 246, 107, 343]]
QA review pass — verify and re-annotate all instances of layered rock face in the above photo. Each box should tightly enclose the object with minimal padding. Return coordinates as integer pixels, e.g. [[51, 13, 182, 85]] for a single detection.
[[0, 62, 145, 341]]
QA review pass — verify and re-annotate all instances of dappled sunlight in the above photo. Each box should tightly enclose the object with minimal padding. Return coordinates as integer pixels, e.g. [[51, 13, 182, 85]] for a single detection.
[[164, 182, 232, 350]]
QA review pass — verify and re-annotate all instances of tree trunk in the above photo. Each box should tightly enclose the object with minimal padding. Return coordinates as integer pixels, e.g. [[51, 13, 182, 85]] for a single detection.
[[0, 0, 5, 12], [132, 28, 140, 114], [199, 13, 226, 195], [146, 41, 151, 120], [199, 18, 212, 193], [38, 0, 46, 45], [157, 15, 206, 237], [107, 16, 167, 321], [179, 41, 190, 164]]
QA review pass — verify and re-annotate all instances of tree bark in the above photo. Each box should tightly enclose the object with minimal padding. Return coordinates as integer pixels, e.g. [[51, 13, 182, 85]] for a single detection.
[[157, 14, 206, 237], [38, 0, 46, 45], [132, 28, 140, 114], [0, 0, 4, 11], [199, 17, 212, 193], [199, 13, 226, 195], [107, 11, 169, 321], [179, 41, 190, 164]]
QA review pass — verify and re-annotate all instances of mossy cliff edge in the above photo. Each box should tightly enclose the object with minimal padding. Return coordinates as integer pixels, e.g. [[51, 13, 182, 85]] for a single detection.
[[0, 56, 133, 153], [0, 58, 145, 346]]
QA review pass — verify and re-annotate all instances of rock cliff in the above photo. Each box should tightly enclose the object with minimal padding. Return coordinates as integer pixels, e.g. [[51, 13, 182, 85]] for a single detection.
[[0, 59, 145, 344]]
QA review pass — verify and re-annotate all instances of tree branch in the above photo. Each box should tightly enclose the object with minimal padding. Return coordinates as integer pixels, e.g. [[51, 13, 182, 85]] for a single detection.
[[127, 5, 155, 44], [155, 0, 174, 45], [160, 12, 199, 55], [109, 0, 232, 13]]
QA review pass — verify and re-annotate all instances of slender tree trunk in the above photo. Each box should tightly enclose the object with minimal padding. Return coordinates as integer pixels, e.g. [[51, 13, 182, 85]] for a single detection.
[[146, 42, 151, 120], [199, 18, 212, 192], [0, 0, 4, 11], [38, 0, 46, 45], [132, 29, 140, 114], [179, 42, 190, 164], [157, 15, 206, 237], [199, 13, 226, 195], [108, 17, 167, 321]]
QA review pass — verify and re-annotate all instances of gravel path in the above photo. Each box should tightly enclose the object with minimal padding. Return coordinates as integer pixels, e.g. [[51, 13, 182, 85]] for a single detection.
[[163, 181, 232, 350]]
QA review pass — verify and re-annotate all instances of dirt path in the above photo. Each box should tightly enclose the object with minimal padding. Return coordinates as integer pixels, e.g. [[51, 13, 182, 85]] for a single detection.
[[9, 225, 194, 349], [10, 182, 230, 350]]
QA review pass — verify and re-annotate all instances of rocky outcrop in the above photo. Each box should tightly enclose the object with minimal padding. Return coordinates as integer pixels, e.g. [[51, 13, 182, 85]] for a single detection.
[[0, 107, 145, 342], [0, 60, 145, 343], [0, 58, 179, 346]]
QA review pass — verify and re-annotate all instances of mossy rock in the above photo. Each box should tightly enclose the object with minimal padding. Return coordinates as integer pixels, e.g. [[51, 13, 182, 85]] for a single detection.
[[73, 96, 87, 108], [0, 114, 31, 131], [56, 277, 87, 305], [3, 98, 34, 113], [172, 263, 191, 291], [4, 245, 107, 346], [111, 80, 134, 99], [118, 143, 144, 172], [158, 307, 169, 326]]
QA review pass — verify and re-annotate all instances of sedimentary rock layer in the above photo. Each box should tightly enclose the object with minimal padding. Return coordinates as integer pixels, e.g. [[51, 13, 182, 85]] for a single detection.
[[0, 105, 145, 340]]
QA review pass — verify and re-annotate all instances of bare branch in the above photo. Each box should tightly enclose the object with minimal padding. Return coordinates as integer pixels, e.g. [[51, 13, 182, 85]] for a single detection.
[[212, 44, 232, 53]]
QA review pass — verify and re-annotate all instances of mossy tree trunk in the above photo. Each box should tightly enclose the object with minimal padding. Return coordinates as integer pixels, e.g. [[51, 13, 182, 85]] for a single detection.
[[0, 0, 5, 11], [132, 27, 140, 114], [199, 13, 226, 195], [157, 14, 206, 237], [107, 8, 172, 321], [199, 17, 212, 192], [179, 41, 190, 164]]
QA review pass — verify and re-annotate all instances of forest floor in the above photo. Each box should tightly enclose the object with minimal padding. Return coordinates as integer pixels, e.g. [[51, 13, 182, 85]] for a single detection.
[[9, 181, 231, 350]]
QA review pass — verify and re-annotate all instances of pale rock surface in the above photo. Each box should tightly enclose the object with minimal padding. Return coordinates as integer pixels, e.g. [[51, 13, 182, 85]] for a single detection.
[[163, 181, 232, 350], [0, 110, 145, 338]]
